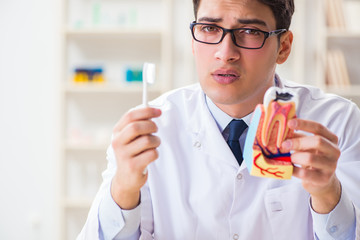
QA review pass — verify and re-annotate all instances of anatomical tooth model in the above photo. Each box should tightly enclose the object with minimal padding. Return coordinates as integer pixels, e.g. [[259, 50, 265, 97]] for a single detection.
[[244, 87, 298, 180]]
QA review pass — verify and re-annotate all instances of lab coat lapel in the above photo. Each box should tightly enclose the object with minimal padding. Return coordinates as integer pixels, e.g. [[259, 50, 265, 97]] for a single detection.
[[186, 90, 240, 169]]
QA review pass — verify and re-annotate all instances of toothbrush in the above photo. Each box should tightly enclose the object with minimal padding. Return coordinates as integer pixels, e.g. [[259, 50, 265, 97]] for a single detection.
[[142, 62, 156, 175], [142, 62, 156, 107]]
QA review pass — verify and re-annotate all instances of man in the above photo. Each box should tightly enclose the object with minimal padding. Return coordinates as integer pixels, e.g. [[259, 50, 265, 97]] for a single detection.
[[78, 0, 360, 239]]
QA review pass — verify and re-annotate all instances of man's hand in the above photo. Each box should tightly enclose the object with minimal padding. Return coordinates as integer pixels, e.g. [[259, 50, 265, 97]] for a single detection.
[[282, 119, 341, 214], [110, 107, 162, 210]]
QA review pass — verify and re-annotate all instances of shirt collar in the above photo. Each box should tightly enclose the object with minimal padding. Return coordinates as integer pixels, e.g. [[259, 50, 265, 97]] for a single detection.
[[205, 96, 252, 133]]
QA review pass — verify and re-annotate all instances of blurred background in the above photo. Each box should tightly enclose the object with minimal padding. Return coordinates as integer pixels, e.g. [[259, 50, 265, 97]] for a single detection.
[[0, 0, 359, 239]]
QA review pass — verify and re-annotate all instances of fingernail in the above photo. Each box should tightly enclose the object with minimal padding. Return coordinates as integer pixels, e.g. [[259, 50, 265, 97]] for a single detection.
[[282, 140, 292, 150], [153, 108, 161, 115], [288, 119, 297, 128]]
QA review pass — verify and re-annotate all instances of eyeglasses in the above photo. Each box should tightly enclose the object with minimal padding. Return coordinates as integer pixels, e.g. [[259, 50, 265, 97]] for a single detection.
[[190, 21, 287, 49]]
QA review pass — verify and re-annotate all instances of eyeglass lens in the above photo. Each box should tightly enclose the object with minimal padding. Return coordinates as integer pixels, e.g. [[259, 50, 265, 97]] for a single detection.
[[193, 24, 266, 49]]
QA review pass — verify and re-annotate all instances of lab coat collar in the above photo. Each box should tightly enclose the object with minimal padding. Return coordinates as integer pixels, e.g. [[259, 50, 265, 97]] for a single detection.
[[186, 87, 244, 170]]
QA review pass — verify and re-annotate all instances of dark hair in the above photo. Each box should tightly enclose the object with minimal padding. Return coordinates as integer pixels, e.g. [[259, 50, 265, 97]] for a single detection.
[[192, 0, 295, 30]]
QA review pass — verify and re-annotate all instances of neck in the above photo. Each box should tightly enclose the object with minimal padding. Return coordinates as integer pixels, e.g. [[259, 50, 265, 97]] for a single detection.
[[216, 98, 262, 119], [216, 81, 274, 119]]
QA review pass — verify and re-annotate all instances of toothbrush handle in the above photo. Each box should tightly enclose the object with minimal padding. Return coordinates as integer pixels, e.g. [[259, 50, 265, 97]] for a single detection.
[[142, 71, 148, 175], [143, 76, 148, 107]]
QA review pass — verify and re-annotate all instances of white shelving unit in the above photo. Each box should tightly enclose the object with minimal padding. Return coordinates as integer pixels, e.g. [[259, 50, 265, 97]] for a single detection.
[[316, 0, 360, 106], [59, 0, 173, 239], [277, 0, 360, 107], [325, 31, 360, 104]]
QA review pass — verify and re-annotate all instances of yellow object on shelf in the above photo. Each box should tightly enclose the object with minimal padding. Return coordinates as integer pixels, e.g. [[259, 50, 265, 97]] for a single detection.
[[73, 67, 105, 83]]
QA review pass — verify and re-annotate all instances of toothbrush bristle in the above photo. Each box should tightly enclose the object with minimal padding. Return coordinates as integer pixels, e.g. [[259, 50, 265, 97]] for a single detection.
[[144, 62, 155, 84]]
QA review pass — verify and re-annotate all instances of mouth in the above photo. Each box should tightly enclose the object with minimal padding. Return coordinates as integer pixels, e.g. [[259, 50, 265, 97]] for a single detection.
[[217, 74, 237, 77], [212, 69, 240, 84]]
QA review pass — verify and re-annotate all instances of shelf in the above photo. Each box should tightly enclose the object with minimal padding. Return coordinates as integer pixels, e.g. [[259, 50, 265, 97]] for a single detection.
[[63, 82, 161, 94], [63, 198, 93, 209], [65, 142, 109, 152], [327, 30, 360, 38], [325, 85, 360, 97], [65, 28, 163, 38]]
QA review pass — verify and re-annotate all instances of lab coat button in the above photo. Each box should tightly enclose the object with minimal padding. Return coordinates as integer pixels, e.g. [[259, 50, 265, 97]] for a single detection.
[[233, 234, 239, 240], [330, 226, 338, 233], [270, 201, 283, 212], [237, 173, 243, 180], [193, 141, 201, 148]]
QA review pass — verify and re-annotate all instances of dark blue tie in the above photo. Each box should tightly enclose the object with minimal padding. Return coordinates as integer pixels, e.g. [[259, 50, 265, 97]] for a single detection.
[[227, 119, 248, 166]]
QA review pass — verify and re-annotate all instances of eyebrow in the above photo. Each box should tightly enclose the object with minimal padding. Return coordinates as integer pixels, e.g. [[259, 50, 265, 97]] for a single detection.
[[197, 17, 267, 27], [197, 17, 222, 23], [237, 19, 267, 27]]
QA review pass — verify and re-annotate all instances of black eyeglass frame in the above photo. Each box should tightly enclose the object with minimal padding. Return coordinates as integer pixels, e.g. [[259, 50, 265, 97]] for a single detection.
[[189, 21, 287, 50]]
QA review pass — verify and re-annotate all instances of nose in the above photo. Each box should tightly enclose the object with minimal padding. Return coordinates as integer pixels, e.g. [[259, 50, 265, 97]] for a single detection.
[[214, 33, 241, 63]]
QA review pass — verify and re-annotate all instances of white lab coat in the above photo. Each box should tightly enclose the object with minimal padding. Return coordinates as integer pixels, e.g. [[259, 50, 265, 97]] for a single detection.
[[78, 80, 360, 240]]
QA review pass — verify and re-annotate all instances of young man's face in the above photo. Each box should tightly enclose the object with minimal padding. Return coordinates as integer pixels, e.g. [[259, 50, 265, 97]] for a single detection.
[[192, 0, 292, 118]]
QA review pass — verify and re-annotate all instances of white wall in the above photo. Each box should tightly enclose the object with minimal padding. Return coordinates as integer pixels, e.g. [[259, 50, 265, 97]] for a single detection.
[[0, 0, 61, 239]]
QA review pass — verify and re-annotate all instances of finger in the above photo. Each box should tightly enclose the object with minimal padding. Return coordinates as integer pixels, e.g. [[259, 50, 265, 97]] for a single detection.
[[280, 131, 307, 152], [119, 120, 159, 145], [288, 119, 338, 145], [292, 165, 332, 185], [127, 135, 161, 157], [134, 148, 159, 171], [282, 135, 339, 157], [293, 165, 318, 179], [289, 132, 307, 139], [126, 148, 159, 178], [114, 107, 162, 132], [113, 137, 160, 175], [111, 120, 158, 153], [291, 151, 337, 170]]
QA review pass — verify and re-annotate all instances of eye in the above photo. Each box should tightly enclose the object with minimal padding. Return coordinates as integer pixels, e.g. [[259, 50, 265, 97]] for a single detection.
[[200, 25, 220, 33], [243, 29, 262, 36]]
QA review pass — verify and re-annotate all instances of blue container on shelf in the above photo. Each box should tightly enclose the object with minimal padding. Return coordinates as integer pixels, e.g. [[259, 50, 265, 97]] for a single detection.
[[125, 67, 142, 82]]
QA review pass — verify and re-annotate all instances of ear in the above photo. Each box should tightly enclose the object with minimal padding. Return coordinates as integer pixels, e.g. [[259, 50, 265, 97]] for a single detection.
[[276, 31, 293, 64]]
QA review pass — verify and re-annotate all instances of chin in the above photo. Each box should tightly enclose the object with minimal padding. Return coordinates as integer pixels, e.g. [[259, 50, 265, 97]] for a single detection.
[[209, 90, 242, 105]]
